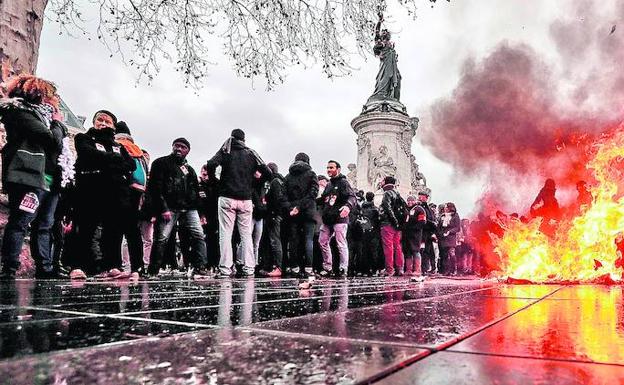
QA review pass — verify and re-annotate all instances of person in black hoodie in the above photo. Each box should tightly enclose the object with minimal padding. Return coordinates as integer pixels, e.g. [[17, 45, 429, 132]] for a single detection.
[[358, 192, 381, 276], [73, 110, 136, 278], [198, 165, 220, 271], [284, 152, 318, 278], [206, 129, 271, 277], [147, 138, 209, 277], [262, 162, 288, 276], [0, 74, 65, 279], [417, 190, 437, 274], [318, 160, 357, 278], [403, 194, 426, 276]]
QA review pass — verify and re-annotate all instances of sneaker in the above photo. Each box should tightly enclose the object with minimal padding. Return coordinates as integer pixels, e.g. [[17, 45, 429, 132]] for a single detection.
[[410, 275, 426, 283], [0, 270, 16, 280], [335, 269, 347, 279], [69, 269, 87, 280], [266, 267, 282, 277], [318, 269, 331, 278], [214, 272, 232, 279], [130, 272, 140, 281], [193, 268, 211, 278], [93, 271, 110, 279], [108, 268, 123, 278], [381, 269, 394, 277], [114, 271, 132, 279]]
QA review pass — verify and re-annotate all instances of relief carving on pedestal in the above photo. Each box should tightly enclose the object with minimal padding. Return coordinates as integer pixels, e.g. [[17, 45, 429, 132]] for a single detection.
[[357, 133, 370, 155], [410, 154, 427, 192], [346, 163, 357, 188], [368, 145, 397, 188]]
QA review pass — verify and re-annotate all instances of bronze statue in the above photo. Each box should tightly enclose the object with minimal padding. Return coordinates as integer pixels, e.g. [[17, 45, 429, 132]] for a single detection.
[[367, 13, 402, 104]]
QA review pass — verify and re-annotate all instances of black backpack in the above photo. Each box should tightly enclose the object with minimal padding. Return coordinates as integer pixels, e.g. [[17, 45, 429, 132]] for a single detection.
[[391, 191, 408, 226], [355, 214, 374, 234]]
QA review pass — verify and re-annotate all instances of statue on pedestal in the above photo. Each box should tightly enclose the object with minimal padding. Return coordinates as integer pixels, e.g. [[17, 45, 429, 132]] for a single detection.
[[410, 154, 427, 192], [362, 13, 406, 115]]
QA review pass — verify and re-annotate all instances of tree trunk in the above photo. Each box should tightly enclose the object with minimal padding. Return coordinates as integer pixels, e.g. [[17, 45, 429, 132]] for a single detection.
[[0, 0, 48, 75]]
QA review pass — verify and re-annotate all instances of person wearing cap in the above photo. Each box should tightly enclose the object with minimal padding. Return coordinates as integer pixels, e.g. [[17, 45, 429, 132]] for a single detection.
[[207, 129, 271, 278], [318, 160, 357, 278], [146, 138, 210, 278], [378, 175, 406, 276], [73, 110, 136, 279], [283, 152, 318, 278]]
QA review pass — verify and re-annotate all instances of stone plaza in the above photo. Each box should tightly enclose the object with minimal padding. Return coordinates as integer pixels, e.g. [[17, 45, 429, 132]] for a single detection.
[[0, 277, 622, 384]]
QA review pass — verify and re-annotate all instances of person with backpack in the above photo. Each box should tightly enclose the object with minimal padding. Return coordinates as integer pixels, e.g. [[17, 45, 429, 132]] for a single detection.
[[357, 192, 381, 276], [0, 74, 65, 279], [379, 176, 406, 276], [318, 160, 357, 278], [262, 162, 288, 277], [403, 194, 426, 276], [113, 121, 148, 278], [198, 165, 220, 272]]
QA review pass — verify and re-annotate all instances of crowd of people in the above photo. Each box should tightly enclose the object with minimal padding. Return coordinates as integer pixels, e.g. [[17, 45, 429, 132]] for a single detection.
[[0, 73, 482, 282]]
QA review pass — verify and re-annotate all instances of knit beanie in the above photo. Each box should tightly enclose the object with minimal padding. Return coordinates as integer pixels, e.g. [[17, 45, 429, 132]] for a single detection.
[[267, 162, 278, 174], [383, 176, 396, 186], [172, 137, 191, 149], [92, 110, 117, 125], [295, 152, 310, 164], [115, 121, 131, 135], [231, 129, 245, 141]]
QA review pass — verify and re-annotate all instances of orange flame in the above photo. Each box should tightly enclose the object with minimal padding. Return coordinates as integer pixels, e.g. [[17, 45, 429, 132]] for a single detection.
[[496, 126, 624, 283]]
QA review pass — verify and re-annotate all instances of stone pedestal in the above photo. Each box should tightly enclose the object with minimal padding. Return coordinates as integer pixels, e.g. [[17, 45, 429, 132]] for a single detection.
[[350, 111, 419, 198]]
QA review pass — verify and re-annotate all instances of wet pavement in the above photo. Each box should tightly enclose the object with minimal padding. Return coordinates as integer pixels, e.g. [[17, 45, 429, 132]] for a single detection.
[[0, 277, 622, 384]]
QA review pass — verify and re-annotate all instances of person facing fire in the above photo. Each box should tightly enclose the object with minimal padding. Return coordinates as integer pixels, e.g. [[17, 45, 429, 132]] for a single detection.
[[530, 178, 560, 237]]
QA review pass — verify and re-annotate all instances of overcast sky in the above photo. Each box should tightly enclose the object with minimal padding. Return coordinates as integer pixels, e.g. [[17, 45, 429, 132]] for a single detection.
[[36, 1, 586, 216]]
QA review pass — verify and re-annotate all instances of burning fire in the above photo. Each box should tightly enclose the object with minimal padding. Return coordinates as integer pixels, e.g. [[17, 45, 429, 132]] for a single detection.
[[495, 126, 624, 283]]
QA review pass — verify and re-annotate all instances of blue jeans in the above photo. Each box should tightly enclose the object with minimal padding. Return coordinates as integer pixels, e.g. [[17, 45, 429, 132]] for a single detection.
[[1, 183, 59, 273], [148, 209, 207, 274]]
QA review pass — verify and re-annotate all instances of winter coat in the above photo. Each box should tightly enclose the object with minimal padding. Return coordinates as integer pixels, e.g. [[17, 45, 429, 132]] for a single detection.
[[379, 187, 404, 229], [319, 174, 356, 225], [419, 201, 437, 234], [404, 204, 426, 245], [206, 139, 271, 200], [359, 201, 381, 236], [284, 161, 318, 222], [0, 99, 64, 191], [266, 173, 288, 217], [252, 179, 269, 220], [198, 178, 220, 227], [438, 212, 461, 249], [147, 154, 200, 214], [74, 127, 136, 210]]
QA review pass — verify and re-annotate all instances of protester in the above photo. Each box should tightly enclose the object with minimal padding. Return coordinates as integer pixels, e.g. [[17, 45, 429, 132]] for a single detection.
[[418, 191, 437, 275], [198, 165, 220, 272], [73, 110, 136, 279], [438, 202, 461, 275], [378, 176, 406, 276], [530, 178, 560, 237], [403, 194, 426, 276], [576, 180, 592, 211], [113, 121, 147, 278], [207, 129, 271, 278], [262, 162, 288, 276], [318, 160, 356, 278], [355, 192, 380, 276], [146, 138, 209, 278], [284, 152, 318, 277], [248, 177, 269, 267], [0, 74, 65, 279]]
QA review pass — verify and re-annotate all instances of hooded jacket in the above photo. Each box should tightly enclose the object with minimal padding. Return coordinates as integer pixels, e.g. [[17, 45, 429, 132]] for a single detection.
[[438, 211, 461, 249], [266, 172, 288, 217], [379, 186, 404, 228], [0, 99, 64, 191], [206, 138, 271, 200], [284, 160, 318, 222], [319, 173, 356, 225]]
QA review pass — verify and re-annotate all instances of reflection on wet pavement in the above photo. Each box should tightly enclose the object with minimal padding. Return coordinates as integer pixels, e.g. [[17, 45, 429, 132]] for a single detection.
[[0, 278, 621, 384]]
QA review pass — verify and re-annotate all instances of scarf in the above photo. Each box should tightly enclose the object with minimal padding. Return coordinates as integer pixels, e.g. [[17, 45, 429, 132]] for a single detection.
[[219, 136, 265, 166], [116, 136, 144, 158]]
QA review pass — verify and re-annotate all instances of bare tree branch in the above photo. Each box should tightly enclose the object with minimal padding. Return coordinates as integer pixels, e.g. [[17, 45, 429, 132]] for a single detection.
[[45, 0, 422, 89]]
